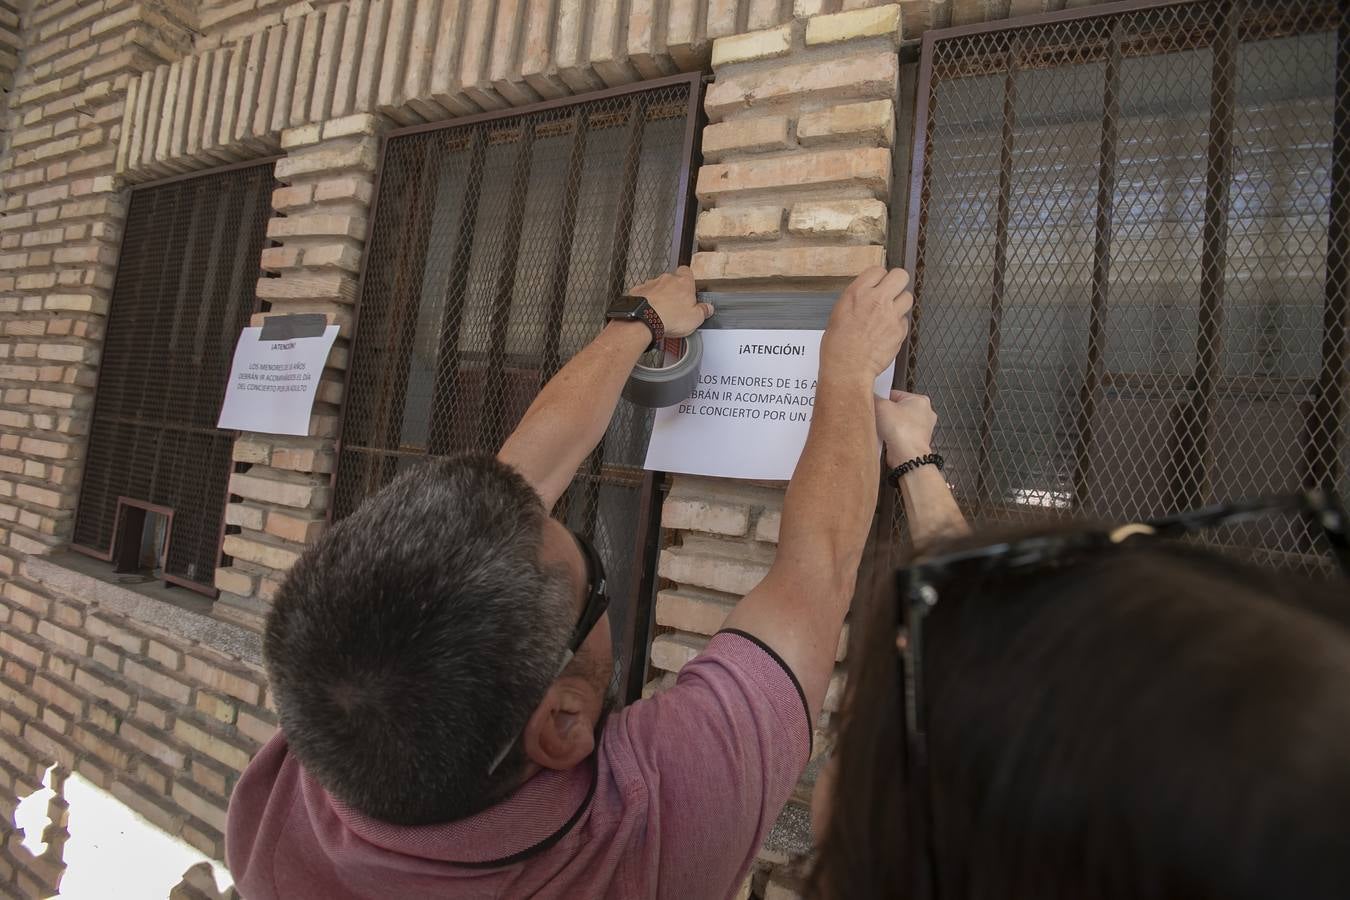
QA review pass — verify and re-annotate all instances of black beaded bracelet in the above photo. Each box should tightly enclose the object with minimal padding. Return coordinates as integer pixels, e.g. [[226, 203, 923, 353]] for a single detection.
[[886, 453, 944, 487]]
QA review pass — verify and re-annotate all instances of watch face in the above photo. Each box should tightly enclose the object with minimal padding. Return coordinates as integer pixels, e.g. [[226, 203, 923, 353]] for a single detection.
[[608, 296, 648, 318]]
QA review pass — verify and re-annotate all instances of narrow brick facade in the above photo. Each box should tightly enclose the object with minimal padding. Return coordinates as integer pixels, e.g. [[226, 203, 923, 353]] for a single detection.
[[1, 1, 1114, 897]]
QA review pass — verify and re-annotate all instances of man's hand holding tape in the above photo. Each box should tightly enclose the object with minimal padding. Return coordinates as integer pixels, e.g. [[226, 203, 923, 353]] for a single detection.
[[498, 265, 712, 509]]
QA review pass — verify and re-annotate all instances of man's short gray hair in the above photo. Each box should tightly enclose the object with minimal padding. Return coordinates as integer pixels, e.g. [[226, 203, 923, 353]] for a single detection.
[[264, 453, 573, 825]]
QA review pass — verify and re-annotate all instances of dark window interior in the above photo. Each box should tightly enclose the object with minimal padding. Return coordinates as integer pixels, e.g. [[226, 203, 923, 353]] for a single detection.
[[899, 0, 1346, 574], [73, 162, 276, 594]]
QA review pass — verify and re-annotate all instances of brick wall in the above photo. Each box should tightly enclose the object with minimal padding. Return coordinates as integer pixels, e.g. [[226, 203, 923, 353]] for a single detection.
[[0, 1, 20, 157], [0, 1, 1120, 897], [1, 0, 195, 565], [213, 117, 379, 628], [645, 13, 904, 888], [1, 2, 259, 894], [1, 555, 271, 897]]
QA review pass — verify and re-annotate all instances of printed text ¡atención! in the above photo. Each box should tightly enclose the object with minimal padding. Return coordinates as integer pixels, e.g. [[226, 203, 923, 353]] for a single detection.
[[737, 343, 806, 356]]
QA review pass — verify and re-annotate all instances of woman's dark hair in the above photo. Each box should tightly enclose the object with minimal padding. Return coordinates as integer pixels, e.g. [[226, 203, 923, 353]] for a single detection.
[[809, 531, 1350, 900]]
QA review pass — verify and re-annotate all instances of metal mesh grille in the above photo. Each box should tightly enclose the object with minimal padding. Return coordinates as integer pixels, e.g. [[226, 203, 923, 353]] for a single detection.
[[903, 0, 1347, 573], [73, 163, 275, 592], [335, 81, 698, 679]]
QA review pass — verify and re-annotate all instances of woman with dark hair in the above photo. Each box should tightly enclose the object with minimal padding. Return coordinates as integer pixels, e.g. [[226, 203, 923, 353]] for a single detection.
[[810, 393, 1350, 900]]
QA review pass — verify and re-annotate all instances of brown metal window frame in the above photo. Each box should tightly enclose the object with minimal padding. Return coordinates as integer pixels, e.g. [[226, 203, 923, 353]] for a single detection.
[[897, 0, 1347, 565], [330, 73, 704, 701], [71, 157, 281, 598]]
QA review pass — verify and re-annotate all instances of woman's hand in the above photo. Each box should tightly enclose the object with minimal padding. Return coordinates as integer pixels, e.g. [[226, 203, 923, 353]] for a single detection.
[[875, 390, 937, 466]]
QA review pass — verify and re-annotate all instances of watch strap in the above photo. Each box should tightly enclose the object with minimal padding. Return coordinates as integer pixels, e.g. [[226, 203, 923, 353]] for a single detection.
[[607, 295, 664, 351], [638, 305, 665, 351]]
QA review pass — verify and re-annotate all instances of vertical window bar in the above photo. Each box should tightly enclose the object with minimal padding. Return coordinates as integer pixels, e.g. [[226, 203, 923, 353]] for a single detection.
[[974, 37, 1020, 514], [92, 188, 161, 521], [142, 184, 192, 498], [540, 111, 591, 385], [360, 139, 434, 494], [904, 73, 939, 394], [426, 129, 489, 456], [579, 95, 647, 539], [1304, 14, 1349, 492], [1072, 22, 1122, 511], [540, 111, 591, 524], [606, 98, 649, 306], [164, 182, 207, 376], [628, 77, 708, 700], [1169, 0, 1239, 511], [161, 181, 215, 576], [191, 178, 235, 366], [201, 174, 254, 571], [163, 181, 213, 437], [482, 123, 538, 453], [214, 170, 265, 408]]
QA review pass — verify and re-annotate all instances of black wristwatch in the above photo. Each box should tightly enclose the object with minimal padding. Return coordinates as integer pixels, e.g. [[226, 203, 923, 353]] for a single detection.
[[605, 295, 665, 352]]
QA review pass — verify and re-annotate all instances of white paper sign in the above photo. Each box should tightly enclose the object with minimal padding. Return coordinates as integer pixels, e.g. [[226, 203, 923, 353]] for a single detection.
[[217, 325, 340, 436], [643, 329, 894, 480]]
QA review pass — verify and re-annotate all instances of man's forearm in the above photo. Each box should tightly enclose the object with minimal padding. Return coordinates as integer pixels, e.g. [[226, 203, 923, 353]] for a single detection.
[[498, 320, 650, 507], [716, 265, 911, 722], [721, 371, 880, 721], [776, 372, 879, 594]]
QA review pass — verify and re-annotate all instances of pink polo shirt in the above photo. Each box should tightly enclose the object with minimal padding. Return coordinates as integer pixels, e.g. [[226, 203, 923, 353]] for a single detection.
[[226, 630, 812, 899]]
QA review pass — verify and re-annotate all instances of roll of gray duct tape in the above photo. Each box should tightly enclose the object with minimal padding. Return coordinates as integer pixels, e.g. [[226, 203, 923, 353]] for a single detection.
[[623, 293, 840, 407], [623, 331, 703, 409]]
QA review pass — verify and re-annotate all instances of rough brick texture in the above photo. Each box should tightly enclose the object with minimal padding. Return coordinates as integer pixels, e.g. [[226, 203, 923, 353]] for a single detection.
[[696, 205, 784, 248], [210, 120, 381, 629], [694, 8, 901, 291], [796, 98, 896, 147], [1, 0, 194, 576], [700, 115, 795, 162], [118, 0, 803, 180], [805, 4, 903, 46], [0, 557, 269, 896]]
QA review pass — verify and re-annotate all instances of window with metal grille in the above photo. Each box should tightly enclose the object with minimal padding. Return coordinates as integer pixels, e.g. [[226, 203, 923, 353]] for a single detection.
[[900, 0, 1347, 573], [73, 162, 276, 594], [334, 75, 702, 696]]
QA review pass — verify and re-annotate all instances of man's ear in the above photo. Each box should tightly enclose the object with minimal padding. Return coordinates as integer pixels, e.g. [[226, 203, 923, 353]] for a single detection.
[[522, 679, 596, 771]]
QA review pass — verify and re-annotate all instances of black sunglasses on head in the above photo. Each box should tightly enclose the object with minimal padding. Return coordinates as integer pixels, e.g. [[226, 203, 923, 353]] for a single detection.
[[567, 530, 610, 658], [486, 529, 610, 776], [892, 489, 1350, 900]]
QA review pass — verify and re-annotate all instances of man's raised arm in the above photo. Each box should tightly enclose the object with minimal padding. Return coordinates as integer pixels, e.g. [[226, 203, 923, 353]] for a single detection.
[[723, 267, 913, 723], [498, 267, 711, 508]]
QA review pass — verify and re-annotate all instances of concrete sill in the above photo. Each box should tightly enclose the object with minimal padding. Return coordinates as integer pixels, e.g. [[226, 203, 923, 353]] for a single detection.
[[23, 552, 264, 668]]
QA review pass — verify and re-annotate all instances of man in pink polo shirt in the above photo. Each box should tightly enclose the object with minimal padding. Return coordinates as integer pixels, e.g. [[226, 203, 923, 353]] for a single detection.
[[226, 264, 916, 898]]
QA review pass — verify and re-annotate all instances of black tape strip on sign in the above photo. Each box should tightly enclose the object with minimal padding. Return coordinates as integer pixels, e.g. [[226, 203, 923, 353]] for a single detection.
[[259, 313, 328, 341], [623, 292, 839, 409], [696, 291, 838, 330]]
